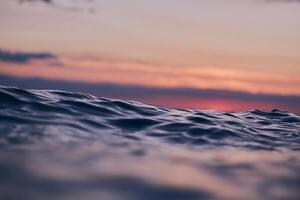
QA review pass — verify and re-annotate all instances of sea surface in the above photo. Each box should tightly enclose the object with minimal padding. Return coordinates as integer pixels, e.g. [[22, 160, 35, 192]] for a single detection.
[[0, 85, 300, 200]]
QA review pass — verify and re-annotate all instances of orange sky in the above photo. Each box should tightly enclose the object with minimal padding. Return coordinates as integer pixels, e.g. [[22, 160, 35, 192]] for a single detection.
[[0, 56, 299, 95]]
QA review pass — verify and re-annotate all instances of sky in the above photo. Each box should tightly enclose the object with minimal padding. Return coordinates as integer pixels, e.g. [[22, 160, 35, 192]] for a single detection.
[[0, 0, 300, 112]]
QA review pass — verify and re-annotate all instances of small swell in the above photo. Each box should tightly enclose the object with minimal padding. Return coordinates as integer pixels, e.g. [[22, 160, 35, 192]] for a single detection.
[[110, 118, 160, 131]]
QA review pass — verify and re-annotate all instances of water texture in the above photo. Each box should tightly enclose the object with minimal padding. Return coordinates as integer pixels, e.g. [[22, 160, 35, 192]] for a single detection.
[[0, 85, 300, 200]]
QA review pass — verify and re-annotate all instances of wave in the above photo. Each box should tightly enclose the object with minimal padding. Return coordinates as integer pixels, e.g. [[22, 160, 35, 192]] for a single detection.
[[0, 85, 300, 200]]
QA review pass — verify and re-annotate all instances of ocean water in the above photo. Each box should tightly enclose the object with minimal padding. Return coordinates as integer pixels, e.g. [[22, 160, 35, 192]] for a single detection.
[[0, 85, 300, 200]]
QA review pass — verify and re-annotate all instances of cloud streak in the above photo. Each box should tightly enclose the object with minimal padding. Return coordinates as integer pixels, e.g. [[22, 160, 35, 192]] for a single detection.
[[0, 48, 299, 96], [0, 49, 56, 64]]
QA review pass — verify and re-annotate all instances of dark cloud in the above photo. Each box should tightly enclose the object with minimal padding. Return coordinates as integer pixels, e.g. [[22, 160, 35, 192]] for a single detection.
[[0, 74, 299, 114], [18, 0, 96, 13], [0, 49, 56, 64], [19, 0, 51, 3]]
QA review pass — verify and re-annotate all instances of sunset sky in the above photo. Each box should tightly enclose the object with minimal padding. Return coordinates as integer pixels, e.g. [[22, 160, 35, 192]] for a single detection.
[[0, 0, 299, 112]]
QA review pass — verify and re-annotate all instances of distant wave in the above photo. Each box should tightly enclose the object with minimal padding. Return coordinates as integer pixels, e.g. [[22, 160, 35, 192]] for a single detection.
[[0, 85, 300, 200]]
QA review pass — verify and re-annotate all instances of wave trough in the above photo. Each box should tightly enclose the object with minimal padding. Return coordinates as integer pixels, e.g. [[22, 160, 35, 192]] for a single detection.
[[0, 86, 300, 200]]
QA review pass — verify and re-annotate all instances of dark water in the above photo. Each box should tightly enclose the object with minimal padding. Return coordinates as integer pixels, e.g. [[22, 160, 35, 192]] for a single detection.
[[0, 85, 300, 200]]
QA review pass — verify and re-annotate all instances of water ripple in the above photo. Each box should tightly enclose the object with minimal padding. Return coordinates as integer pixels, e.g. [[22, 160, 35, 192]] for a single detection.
[[0, 86, 300, 200]]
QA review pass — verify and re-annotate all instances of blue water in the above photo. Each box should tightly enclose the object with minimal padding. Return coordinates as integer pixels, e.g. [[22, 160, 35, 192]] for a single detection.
[[0, 85, 300, 200]]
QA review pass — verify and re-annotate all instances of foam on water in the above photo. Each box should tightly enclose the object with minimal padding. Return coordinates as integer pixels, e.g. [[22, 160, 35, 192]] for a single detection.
[[0, 86, 300, 200]]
